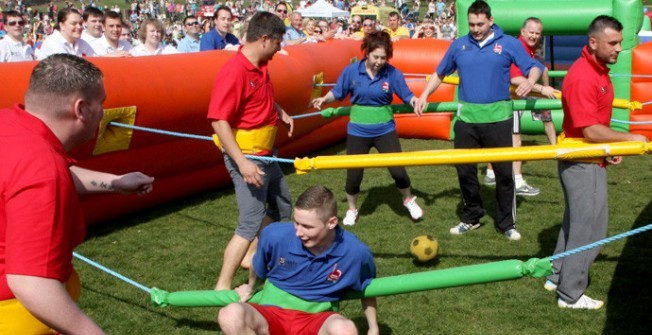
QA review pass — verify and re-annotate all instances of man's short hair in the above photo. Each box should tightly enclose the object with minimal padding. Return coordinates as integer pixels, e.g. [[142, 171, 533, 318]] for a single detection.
[[294, 186, 337, 222], [25, 54, 104, 109], [523, 17, 542, 28], [215, 5, 232, 19], [104, 10, 122, 24], [468, 0, 491, 18], [183, 15, 197, 25], [388, 11, 400, 19], [246, 11, 286, 43], [3, 10, 21, 24], [588, 15, 623, 37], [138, 18, 164, 42], [82, 6, 104, 22]]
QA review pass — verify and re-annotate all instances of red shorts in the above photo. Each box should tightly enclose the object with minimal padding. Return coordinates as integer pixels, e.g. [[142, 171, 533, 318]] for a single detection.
[[249, 303, 338, 335]]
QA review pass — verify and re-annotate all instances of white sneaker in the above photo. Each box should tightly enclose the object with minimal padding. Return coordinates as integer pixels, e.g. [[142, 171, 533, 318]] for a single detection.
[[343, 209, 358, 226], [450, 222, 480, 235], [558, 295, 604, 310], [504, 228, 522, 241], [403, 196, 424, 220], [544, 280, 558, 292]]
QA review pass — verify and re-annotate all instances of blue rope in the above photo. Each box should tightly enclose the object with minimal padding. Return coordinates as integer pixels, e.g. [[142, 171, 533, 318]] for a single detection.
[[549, 223, 652, 261], [611, 118, 652, 125], [110, 122, 213, 141], [107, 122, 295, 164], [73, 252, 152, 293], [291, 111, 323, 119]]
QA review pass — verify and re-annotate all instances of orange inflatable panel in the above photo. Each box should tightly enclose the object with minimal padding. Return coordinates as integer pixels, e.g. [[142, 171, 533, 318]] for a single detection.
[[0, 39, 456, 224]]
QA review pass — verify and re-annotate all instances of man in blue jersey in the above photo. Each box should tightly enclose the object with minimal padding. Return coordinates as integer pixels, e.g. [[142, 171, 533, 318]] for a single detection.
[[415, 0, 543, 240], [200, 6, 239, 51], [217, 186, 378, 335]]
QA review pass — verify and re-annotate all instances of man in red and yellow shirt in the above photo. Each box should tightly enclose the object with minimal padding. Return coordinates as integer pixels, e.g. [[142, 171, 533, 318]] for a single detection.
[[0, 54, 154, 334], [208, 11, 294, 291]]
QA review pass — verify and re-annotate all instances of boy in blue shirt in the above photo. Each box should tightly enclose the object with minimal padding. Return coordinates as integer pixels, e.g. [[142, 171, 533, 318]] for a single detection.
[[217, 186, 378, 335]]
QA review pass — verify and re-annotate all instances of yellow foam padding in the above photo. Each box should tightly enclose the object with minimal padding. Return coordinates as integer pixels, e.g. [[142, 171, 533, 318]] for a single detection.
[[311, 72, 324, 101], [506, 86, 640, 111], [442, 76, 459, 85], [294, 138, 651, 173], [93, 106, 137, 156], [0, 269, 80, 335], [212, 125, 278, 155]]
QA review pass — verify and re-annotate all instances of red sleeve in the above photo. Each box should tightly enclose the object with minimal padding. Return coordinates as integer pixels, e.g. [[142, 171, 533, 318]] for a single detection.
[[509, 63, 523, 79], [207, 64, 245, 125]]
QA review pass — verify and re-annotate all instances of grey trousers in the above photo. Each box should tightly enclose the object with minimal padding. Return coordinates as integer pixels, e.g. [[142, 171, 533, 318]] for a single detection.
[[548, 161, 608, 303]]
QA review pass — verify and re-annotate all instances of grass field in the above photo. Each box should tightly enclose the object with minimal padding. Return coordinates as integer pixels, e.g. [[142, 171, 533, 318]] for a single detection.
[[74, 135, 652, 335]]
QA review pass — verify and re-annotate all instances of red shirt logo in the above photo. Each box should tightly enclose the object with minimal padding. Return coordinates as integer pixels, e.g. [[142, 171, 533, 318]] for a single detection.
[[327, 264, 342, 283], [382, 81, 390, 93], [493, 43, 503, 55]]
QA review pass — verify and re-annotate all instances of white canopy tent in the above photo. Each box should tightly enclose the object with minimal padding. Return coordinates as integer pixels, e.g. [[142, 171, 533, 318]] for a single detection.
[[297, 0, 350, 18]]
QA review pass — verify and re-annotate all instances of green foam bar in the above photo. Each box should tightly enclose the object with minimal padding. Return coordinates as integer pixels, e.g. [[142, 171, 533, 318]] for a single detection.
[[151, 258, 552, 308]]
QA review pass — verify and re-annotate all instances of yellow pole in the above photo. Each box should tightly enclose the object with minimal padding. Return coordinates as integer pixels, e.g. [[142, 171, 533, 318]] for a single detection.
[[294, 141, 651, 174]]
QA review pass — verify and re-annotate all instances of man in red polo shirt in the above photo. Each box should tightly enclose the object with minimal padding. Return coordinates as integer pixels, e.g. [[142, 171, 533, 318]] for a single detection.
[[544, 15, 647, 310], [485, 16, 558, 196], [207, 11, 294, 291], [0, 54, 154, 333]]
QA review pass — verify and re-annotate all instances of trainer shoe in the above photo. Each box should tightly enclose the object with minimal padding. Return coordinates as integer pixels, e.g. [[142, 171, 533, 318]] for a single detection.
[[343, 209, 358, 226], [484, 174, 496, 186], [558, 295, 604, 310], [450, 222, 480, 235], [544, 280, 558, 292], [515, 183, 540, 196], [403, 196, 424, 220], [504, 228, 522, 241]]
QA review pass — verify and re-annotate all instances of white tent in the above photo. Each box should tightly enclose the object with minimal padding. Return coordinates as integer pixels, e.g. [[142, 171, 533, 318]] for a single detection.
[[297, 0, 350, 18]]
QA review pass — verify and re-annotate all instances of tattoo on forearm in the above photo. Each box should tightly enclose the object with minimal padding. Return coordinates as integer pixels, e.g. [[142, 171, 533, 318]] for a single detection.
[[90, 180, 115, 191]]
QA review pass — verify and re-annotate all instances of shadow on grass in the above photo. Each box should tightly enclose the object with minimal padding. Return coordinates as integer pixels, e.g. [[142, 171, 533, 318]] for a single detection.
[[85, 187, 236, 239], [352, 318, 393, 335], [603, 200, 652, 335], [355, 184, 459, 218]]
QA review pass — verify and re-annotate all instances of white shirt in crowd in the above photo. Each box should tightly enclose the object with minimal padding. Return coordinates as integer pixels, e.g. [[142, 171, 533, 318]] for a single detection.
[[81, 31, 102, 44], [37, 29, 96, 60], [0, 36, 35, 62], [130, 43, 178, 56], [90, 36, 133, 56]]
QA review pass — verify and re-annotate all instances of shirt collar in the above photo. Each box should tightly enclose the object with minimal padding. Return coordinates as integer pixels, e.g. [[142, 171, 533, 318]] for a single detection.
[[12, 104, 70, 161], [235, 46, 267, 73], [581, 45, 610, 75], [518, 35, 537, 57], [356, 59, 388, 78], [288, 225, 346, 259]]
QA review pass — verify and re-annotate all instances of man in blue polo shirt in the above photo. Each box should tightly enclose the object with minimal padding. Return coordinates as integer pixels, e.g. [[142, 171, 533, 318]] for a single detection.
[[415, 0, 543, 241], [200, 6, 239, 51], [217, 185, 378, 335]]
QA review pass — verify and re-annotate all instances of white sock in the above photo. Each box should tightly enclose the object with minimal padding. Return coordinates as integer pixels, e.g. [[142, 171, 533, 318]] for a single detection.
[[515, 174, 524, 187], [486, 168, 495, 178]]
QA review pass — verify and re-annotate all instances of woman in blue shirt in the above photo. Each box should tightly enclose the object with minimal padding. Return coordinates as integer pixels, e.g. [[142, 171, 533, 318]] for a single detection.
[[312, 31, 424, 226]]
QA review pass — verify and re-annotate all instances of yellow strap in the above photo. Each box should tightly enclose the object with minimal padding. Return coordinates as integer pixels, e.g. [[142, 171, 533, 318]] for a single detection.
[[212, 125, 278, 155]]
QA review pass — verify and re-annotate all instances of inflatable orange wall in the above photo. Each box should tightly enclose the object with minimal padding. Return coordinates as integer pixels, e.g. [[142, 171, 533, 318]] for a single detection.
[[0, 39, 454, 224], [630, 41, 652, 139]]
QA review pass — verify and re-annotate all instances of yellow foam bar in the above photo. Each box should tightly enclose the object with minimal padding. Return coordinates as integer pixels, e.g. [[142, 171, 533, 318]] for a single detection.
[[294, 141, 651, 174]]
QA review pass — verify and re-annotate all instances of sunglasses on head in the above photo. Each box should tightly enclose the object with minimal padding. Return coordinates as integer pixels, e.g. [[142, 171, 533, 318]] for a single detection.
[[186, 21, 199, 26], [7, 20, 25, 26]]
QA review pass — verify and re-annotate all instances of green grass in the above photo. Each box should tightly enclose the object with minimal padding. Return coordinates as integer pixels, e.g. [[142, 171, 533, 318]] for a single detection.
[[75, 135, 652, 334]]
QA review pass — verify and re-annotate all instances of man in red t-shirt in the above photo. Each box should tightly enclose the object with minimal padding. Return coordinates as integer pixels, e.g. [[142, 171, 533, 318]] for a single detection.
[[0, 54, 154, 334], [544, 16, 647, 310], [485, 17, 558, 196], [207, 11, 294, 291]]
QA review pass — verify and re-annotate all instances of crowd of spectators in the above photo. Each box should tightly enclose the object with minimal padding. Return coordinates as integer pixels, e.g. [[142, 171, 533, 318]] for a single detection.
[[0, 0, 457, 61]]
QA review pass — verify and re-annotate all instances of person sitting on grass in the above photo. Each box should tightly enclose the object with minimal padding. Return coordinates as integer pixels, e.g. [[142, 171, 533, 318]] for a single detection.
[[217, 185, 378, 335]]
